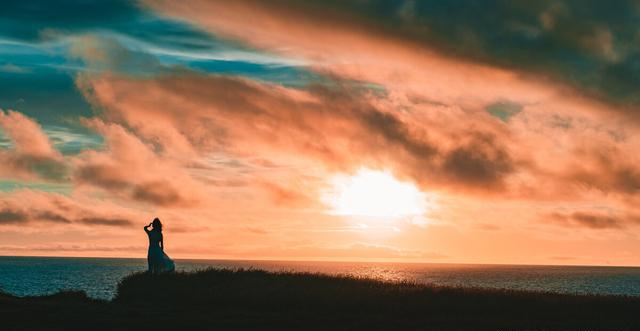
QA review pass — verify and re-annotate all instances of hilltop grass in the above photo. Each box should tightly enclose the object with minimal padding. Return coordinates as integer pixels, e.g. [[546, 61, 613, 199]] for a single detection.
[[2, 268, 640, 330]]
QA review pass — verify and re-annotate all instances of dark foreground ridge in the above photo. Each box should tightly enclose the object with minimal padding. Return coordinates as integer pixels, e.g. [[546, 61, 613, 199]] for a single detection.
[[2, 268, 640, 330]]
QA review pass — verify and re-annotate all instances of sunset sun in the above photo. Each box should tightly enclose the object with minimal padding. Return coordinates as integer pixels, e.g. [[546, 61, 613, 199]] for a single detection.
[[323, 168, 428, 220]]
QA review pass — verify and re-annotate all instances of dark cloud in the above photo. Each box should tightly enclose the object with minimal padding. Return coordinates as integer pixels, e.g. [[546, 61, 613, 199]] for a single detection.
[[70, 119, 204, 207], [172, 0, 640, 111], [74, 164, 130, 191], [84, 73, 517, 193], [6, 155, 69, 181], [78, 217, 132, 227], [392, 1, 640, 108], [0, 209, 72, 225], [0, 210, 28, 224], [131, 181, 187, 206], [75, 164, 194, 206], [567, 146, 640, 195], [35, 211, 71, 223], [0, 191, 136, 228], [546, 211, 638, 229], [0, 209, 75, 225], [360, 108, 437, 158], [571, 212, 622, 229], [166, 225, 210, 234], [571, 166, 640, 195], [0, 207, 133, 227], [442, 133, 514, 188]]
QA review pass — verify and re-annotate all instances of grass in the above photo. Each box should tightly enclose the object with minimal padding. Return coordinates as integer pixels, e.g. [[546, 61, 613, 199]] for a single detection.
[[2, 268, 640, 330]]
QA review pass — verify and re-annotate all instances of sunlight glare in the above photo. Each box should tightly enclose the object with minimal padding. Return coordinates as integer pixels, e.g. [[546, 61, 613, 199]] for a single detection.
[[323, 168, 428, 220]]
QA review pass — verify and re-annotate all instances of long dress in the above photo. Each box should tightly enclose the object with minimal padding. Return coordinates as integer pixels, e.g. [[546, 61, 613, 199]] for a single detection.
[[147, 230, 175, 273]]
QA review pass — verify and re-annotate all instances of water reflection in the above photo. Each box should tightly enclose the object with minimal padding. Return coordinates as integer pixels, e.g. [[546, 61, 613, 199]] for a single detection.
[[1, 256, 640, 300]]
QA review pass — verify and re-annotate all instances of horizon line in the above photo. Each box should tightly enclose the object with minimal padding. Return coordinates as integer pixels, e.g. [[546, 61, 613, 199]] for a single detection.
[[1, 254, 637, 269]]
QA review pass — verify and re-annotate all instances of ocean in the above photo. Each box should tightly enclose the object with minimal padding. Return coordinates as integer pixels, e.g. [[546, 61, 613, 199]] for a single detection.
[[1, 256, 639, 300]]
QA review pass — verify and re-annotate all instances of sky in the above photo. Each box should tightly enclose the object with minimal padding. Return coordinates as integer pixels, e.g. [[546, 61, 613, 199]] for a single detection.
[[1, 0, 640, 266]]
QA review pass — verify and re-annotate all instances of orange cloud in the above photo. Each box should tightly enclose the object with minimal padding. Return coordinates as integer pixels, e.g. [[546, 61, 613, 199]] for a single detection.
[[141, 0, 640, 204], [0, 189, 144, 227], [546, 211, 640, 229], [75, 71, 640, 236], [79, 73, 522, 195], [72, 119, 209, 207], [5, 0, 640, 264], [144, 0, 640, 113], [0, 109, 65, 180]]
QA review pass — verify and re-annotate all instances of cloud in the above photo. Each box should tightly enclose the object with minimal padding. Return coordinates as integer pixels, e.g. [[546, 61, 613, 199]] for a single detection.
[[72, 119, 206, 207], [79, 73, 520, 194], [259, 181, 318, 207], [0, 64, 29, 74], [78, 217, 133, 227], [3, 0, 640, 263], [0, 244, 145, 252], [546, 211, 640, 229], [144, 0, 640, 110], [62, 2, 640, 257], [0, 190, 140, 227], [68, 34, 164, 75], [441, 132, 513, 187], [0, 110, 66, 180], [244, 226, 269, 235], [0, 210, 28, 224], [564, 145, 640, 195], [134, 0, 640, 204], [130, 181, 187, 206], [0, 109, 60, 159]]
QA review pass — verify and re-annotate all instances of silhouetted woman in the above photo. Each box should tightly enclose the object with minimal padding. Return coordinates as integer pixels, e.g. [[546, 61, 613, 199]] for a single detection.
[[144, 218, 175, 274]]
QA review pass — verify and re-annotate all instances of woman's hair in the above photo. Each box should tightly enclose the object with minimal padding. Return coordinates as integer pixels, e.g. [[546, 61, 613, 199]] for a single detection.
[[152, 218, 162, 232]]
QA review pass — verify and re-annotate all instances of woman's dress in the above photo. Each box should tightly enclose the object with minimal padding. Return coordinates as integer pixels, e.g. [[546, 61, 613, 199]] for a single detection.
[[147, 230, 175, 273], [162, 251, 175, 272]]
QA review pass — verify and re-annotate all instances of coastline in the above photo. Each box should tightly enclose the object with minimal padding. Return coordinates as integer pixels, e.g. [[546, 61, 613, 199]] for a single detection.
[[2, 268, 639, 330]]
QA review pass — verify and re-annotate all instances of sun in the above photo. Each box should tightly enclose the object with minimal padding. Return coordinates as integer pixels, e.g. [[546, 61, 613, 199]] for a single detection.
[[322, 168, 428, 220]]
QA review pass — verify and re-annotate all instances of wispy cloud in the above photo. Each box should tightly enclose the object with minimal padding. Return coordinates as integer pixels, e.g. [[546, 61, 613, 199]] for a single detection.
[[1, 0, 640, 264]]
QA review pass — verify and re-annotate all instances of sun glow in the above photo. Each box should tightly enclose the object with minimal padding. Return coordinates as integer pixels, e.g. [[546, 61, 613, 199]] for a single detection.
[[323, 168, 428, 220]]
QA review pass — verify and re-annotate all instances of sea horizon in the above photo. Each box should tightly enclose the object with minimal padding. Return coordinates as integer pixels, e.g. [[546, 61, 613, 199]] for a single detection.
[[2, 254, 639, 269], [3, 255, 640, 300]]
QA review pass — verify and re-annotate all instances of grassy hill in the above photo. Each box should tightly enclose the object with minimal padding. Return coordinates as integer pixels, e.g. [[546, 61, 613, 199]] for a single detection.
[[2, 268, 640, 330]]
